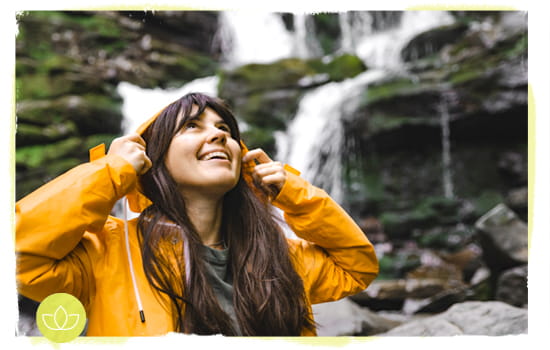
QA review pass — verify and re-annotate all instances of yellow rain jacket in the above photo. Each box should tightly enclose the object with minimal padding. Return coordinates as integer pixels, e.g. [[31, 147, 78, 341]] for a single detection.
[[16, 110, 379, 336]]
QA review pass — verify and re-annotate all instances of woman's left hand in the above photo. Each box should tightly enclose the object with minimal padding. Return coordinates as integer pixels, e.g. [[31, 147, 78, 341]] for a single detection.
[[242, 148, 286, 198]]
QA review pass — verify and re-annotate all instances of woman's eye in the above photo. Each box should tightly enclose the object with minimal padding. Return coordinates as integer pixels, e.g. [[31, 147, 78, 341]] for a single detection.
[[185, 122, 198, 129], [218, 124, 230, 132]]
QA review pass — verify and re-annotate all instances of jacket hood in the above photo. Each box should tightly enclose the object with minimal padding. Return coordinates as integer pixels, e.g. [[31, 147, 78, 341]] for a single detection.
[[90, 105, 257, 214]]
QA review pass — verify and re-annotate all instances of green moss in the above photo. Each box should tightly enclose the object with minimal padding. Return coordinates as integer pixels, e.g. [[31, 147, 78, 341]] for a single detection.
[[363, 78, 423, 105], [316, 53, 366, 81], [16, 137, 82, 169]]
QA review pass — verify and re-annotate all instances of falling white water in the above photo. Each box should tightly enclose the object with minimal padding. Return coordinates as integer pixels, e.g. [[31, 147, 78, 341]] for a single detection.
[[293, 14, 322, 59], [339, 12, 373, 54], [217, 11, 294, 67], [117, 76, 219, 134], [355, 11, 454, 70], [439, 89, 456, 199], [277, 70, 385, 203]]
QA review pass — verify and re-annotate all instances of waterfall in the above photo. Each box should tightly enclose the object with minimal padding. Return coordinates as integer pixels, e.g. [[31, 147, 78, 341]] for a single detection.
[[217, 11, 294, 67], [277, 11, 455, 204], [338, 12, 373, 54], [293, 14, 322, 59], [277, 70, 385, 204], [356, 11, 454, 70], [439, 88, 459, 199]]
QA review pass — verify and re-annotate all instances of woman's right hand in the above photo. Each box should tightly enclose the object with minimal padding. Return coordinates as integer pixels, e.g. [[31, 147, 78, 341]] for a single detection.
[[107, 134, 152, 175]]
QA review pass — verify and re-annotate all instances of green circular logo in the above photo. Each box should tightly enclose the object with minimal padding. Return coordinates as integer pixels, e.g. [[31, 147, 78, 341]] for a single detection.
[[36, 293, 87, 342]]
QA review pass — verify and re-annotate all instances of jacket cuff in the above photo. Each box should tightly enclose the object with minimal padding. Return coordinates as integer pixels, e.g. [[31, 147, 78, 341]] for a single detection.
[[92, 154, 138, 199], [272, 170, 323, 215]]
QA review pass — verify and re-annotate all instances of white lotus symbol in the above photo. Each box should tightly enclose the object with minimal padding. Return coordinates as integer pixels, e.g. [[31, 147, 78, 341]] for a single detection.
[[42, 305, 80, 331]]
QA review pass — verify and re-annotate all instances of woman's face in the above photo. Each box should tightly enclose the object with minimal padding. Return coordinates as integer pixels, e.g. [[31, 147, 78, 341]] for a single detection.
[[164, 106, 242, 197]]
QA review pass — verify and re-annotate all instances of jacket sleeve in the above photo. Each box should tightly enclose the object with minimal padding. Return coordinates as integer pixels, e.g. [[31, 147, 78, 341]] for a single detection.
[[272, 171, 379, 304], [15, 154, 137, 307]]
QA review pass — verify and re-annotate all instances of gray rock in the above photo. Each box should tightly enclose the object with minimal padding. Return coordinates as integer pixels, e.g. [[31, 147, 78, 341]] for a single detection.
[[496, 265, 528, 307], [312, 298, 402, 336], [475, 204, 528, 270], [378, 301, 527, 336]]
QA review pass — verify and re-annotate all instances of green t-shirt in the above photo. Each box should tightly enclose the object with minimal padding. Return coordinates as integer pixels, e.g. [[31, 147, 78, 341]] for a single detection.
[[202, 245, 242, 335]]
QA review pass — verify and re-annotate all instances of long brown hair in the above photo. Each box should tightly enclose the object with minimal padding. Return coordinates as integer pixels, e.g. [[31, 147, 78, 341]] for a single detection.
[[137, 93, 315, 335]]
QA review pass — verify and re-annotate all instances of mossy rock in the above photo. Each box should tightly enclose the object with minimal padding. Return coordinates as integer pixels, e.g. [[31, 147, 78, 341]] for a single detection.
[[16, 137, 83, 169], [16, 121, 78, 147], [219, 54, 366, 99], [401, 23, 469, 62], [308, 53, 367, 82], [16, 70, 109, 101], [380, 196, 463, 239], [16, 133, 119, 199], [219, 58, 317, 96], [235, 89, 303, 128], [415, 224, 475, 251]]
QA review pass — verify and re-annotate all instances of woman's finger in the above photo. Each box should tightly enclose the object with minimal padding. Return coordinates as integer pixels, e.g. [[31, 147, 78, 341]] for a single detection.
[[242, 148, 272, 164], [126, 133, 147, 147]]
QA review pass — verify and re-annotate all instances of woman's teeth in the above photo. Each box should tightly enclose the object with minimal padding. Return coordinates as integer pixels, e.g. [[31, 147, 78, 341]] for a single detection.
[[201, 152, 228, 161]]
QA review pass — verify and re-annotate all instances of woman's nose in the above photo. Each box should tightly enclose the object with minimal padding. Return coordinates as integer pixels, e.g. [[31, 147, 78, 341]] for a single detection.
[[206, 126, 227, 144]]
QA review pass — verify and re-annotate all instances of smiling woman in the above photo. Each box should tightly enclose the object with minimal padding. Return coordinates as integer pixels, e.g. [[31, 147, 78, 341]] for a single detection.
[[15, 92, 379, 336]]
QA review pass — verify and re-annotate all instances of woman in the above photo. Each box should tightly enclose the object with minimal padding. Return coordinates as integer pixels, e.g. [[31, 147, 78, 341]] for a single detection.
[[16, 93, 378, 336]]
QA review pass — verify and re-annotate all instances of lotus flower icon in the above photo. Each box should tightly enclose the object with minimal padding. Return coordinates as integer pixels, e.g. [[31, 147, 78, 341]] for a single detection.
[[36, 293, 86, 342], [42, 305, 80, 331]]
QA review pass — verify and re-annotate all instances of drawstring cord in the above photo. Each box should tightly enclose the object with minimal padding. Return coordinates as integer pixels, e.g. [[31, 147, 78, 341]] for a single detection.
[[123, 197, 146, 323]]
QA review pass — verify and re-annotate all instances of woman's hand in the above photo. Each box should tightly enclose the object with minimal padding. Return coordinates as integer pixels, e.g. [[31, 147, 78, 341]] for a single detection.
[[242, 148, 286, 198], [107, 134, 152, 175]]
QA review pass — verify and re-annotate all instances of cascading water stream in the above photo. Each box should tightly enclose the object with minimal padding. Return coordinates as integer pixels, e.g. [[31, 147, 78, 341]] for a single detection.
[[439, 88, 459, 199], [217, 11, 295, 67], [292, 13, 322, 59], [277, 11, 455, 204], [276, 70, 385, 204]]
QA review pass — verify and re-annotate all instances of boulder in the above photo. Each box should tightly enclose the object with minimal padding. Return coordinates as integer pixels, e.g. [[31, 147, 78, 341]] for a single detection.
[[495, 264, 527, 307], [312, 298, 402, 336], [378, 301, 527, 336], [474, 203, 528, 271]]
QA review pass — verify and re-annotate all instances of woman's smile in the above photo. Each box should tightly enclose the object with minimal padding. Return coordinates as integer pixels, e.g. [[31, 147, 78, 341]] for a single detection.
[[164, 106, 242, 197]]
